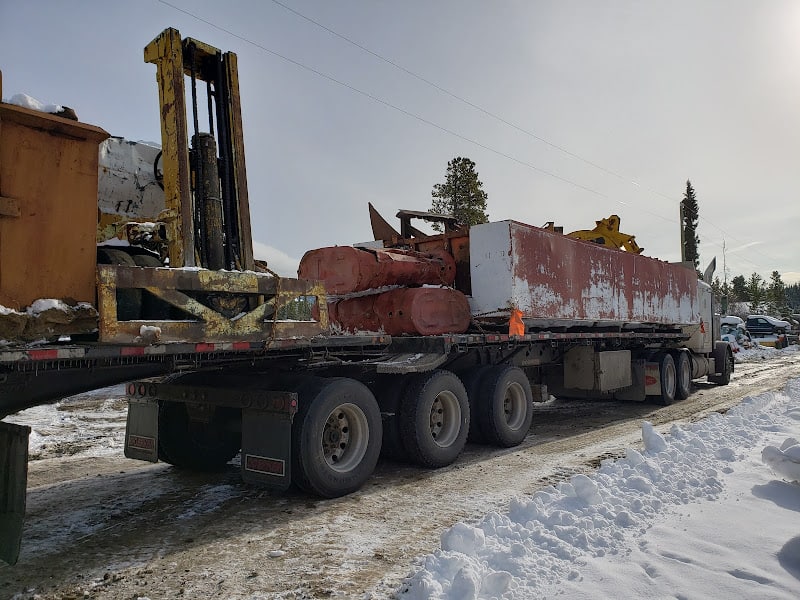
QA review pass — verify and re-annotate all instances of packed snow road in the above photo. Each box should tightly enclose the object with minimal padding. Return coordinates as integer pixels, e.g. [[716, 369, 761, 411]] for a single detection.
[[2, 348, 799, 600]]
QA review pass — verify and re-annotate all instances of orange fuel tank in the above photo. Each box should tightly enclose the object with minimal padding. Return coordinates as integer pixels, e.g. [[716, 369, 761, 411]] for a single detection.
[[298, 246, 456, 295], [328, 287, 470, 336]]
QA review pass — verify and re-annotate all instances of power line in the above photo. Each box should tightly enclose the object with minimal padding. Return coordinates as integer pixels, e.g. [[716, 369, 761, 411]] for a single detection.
[[155, 0, 630, 205], [267, 0, 786, 268], [268, 0, 677, 204], [158, 0, 782, 272]]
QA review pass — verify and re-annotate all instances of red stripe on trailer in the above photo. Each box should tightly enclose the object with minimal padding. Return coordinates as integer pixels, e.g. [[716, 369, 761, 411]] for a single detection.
[[121, 347, 145, 356], [195, 343, 216, 352], [28, 349, 59, 360], [231, 341, 251, 350]]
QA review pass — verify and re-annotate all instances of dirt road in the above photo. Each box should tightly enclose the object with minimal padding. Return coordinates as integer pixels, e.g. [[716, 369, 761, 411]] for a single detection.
[[2, 350, 799, 599]]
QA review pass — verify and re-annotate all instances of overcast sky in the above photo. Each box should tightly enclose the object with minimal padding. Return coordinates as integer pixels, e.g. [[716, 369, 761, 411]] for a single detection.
[[2, 1, 798, 283]]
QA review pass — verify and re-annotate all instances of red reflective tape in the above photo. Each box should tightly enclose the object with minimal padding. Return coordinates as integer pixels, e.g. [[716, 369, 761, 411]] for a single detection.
[[232, 341, 251, 350], [28, 349, 59, 360], [121, 347, 145, 356], [195, 343, 216, 352]]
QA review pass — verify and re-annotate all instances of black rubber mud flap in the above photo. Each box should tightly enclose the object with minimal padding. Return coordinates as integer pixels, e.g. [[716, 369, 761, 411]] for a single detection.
[[0, 420, 30, 565], [240, 395, 297, 492], [125, 398, 160, 462]]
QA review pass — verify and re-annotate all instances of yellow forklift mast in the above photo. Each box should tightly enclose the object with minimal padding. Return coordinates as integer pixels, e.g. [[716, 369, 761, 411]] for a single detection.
[[144, 27, 254, 270]]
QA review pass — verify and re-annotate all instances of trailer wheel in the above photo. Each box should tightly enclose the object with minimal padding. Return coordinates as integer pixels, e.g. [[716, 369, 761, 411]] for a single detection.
[[477, 366, 533, 447], [674, 351, 692, 400], [158, 400, 241, 471], [97, 248, 142, 320], [651, 352, 677, 405], [292, 378, 381, 498], [708, 341, 733, 385], [399, 370, 469, 468], [457, 366, 491, 444]]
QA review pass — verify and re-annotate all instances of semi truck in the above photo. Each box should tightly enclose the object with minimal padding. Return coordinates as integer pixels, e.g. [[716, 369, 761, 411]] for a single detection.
[[0, 28, 733, 565]]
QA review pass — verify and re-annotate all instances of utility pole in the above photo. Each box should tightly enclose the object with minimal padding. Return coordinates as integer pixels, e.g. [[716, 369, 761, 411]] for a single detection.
[[679, 200, 686, 262]]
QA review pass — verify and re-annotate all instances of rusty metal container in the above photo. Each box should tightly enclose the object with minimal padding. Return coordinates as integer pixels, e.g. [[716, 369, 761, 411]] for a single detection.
[[329, 287, 471, 335], [298, 246, 456, 295], [0, 94, 109, 309], [469, 220, 699, 328]]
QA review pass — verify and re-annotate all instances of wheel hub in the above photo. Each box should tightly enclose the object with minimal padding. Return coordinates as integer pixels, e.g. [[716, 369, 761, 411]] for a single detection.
[[428, 390, 460, 448], [319, 403, 370, 473], [323, 411, 350, 464]]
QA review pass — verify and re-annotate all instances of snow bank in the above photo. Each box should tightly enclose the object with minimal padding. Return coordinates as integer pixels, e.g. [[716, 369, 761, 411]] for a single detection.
[[399, 380, 800, 599]]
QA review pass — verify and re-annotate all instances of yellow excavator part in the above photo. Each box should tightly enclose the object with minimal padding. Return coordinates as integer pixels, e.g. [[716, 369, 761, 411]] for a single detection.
[[566, 215, 643, 254]]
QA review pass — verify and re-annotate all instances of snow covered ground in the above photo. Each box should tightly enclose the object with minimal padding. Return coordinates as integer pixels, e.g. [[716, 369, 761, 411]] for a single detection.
[[5, 345, 799, 599], [399, 349, 800, 599]]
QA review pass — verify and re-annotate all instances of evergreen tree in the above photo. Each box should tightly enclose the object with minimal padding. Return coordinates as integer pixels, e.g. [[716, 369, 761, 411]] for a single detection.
[[731, 274, 749, 303], [431, 157, 489, 231], [767, 271, 786, 312], [786, 283, 800, 311], [746, 272, 766, 314], [710, 276, 734, 314], [710, 276, 724, 300], [681, 180, 700, 270]]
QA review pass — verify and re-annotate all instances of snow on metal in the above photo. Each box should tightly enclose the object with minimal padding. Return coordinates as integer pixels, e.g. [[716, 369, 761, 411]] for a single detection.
[[469, 221, 699, 328]]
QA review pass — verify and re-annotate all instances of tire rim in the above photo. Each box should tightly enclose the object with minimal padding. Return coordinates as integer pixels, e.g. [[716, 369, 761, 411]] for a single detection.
[[663, 361, 676, 397], [679, 356, 691, 393], [503, 381, 528, 430], [322, 403, 369, 473], [429, 390, 461, 448]]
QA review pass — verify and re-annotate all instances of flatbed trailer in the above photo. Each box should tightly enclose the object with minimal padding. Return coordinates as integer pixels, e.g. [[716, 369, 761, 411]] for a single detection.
[[0, 26, 733, 566], [0, 299, 732, 565]]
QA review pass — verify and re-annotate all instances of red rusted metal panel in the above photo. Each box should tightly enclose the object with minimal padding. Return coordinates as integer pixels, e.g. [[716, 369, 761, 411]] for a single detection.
[[469, 221, 699, 328], [329, 287, 470, 335], [298, 246, 456, 295]]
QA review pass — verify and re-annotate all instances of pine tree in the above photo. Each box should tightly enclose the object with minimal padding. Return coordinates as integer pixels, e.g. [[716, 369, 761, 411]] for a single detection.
[[746, 272, 766, 314], [786, 283, 800, 311], [681, 180, 700, 270], [731, 274, 749, 303], [431, 157, 489, 231], [767, 271, 786, 311]]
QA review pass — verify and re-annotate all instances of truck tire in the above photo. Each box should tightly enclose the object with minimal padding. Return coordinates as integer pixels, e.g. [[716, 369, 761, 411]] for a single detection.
[[398, 370, 469, 468], [291, 377, 382, 498], [674, 351, 692, 400], [651, 352, 677, 405], [456, 366, 491, 444], [158, 400, 241, 471], [97, 248, 142, 320], [477, 366, 533, 447], [708, 341, 733, 385]]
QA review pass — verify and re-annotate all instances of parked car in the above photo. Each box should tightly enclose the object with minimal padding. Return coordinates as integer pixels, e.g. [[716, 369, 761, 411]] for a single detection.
[[745, 315, 791, 336], [721, 322, 753, 351], [721, 315, 746, 328]]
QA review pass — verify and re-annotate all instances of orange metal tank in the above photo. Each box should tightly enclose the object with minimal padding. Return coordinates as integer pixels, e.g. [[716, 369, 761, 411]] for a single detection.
[[298, 246, 456, 295], [329, 287, 471, 336], [0, 93, 109, 309]]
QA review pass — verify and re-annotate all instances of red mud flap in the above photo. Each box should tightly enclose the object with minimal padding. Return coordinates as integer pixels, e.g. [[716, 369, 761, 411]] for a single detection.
[[0, 421, 30, 565], [240, 396, 297, 492]]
